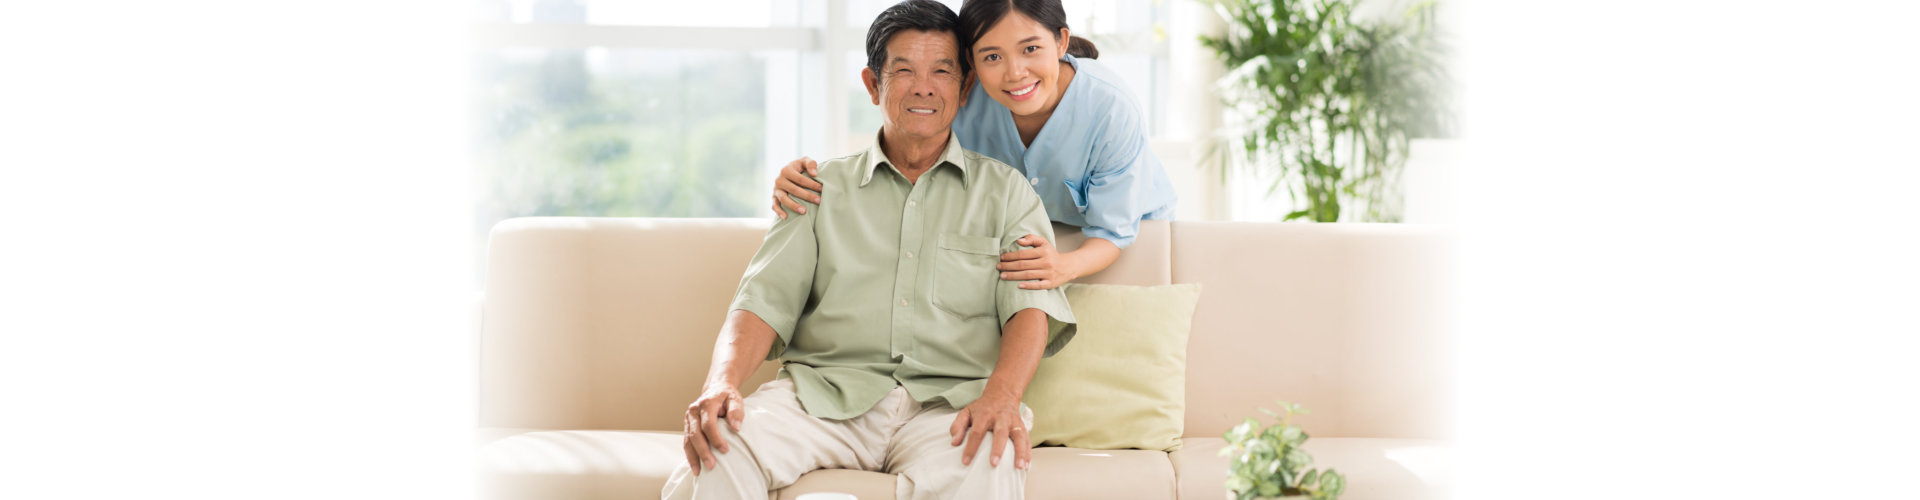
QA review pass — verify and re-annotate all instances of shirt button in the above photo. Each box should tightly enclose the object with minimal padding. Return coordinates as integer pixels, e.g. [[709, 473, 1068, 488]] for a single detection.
[[905, 251, 915, 259], [908, 200, 917, 208], [1030, 177, 1040, 186], [899, 298, 909, 307]]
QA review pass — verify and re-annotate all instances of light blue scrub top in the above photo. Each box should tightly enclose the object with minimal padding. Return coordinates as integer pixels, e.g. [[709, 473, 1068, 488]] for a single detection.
[[952, 53, 1177, 249]]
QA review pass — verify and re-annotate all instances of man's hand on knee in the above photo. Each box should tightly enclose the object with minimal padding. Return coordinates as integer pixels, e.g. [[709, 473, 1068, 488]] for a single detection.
[[682, 383, 747, 474], [948, 391, 1032, 470]]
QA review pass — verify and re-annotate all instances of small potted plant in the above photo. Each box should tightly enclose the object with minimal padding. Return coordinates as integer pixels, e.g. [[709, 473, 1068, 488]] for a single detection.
[[1221, 401, 1347, 500]]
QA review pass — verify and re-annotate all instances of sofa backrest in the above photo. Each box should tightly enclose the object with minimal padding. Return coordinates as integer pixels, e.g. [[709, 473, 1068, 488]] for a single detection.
[[1168, 222, 1453, 441], [480, 218, 784, 432], [480, 217, 1450, 441]]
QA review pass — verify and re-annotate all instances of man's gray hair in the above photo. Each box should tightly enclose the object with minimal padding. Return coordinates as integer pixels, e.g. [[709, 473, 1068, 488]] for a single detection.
[[863, 0, 965, 78]]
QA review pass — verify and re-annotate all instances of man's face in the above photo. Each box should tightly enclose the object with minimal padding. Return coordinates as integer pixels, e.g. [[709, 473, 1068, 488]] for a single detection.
[[864, 29, 963, 143]]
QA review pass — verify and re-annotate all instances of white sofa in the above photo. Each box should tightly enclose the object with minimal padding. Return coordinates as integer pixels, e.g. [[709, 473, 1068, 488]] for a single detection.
[[476, 217, 1454, 499]]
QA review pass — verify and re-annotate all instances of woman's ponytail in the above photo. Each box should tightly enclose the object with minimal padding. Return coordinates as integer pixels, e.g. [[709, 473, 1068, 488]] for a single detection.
[[1066, 35, 1099, 59]]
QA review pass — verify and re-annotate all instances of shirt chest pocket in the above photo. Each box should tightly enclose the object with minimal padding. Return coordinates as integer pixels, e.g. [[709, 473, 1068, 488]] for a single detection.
[[931, 232, 1000, 320]]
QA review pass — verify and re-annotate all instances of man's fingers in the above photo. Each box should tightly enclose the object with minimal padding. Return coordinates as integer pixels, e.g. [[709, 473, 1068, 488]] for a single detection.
[[683, 438, 702, 475], [699, 402, 728, 454], [683, 414, 703, 474], [803, 158, 819, 177], [962, 422, 989, 466], [726, 393, 746, 431], [990, 422, 1009, 467], [949, 410, 970, 446], [687, 425, 716, 471], [999, 248, 1042, 262], [1014, 427, 1032, 469]]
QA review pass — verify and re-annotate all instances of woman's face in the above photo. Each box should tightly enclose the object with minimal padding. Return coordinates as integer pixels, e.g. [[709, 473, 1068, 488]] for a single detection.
[[970, 10, 1068, 117]]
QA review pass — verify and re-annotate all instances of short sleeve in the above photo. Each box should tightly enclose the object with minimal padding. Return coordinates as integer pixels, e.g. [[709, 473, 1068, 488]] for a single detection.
[[728, 199, 819, 360], [1080, 93, 1154, 249], [995, 182, 1078, 357]]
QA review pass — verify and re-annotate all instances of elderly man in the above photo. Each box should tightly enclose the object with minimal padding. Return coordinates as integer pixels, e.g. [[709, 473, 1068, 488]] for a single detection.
[[658, 1, 1076, 499]]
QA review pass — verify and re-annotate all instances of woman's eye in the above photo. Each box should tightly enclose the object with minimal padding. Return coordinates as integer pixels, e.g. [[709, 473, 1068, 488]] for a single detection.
[[1024, 45, 1039, 54], [983, 54, 999, 62]]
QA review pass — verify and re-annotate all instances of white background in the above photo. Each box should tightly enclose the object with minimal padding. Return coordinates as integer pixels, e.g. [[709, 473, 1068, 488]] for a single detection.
[[3, 0, 1917, 498]]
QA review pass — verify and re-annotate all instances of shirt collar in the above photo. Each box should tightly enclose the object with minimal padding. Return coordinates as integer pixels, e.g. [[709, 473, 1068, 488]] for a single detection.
[[860, 128, 970, 188]]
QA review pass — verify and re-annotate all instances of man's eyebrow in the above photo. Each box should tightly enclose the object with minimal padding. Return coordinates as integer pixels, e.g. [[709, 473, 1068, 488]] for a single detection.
[[975, 35, 1044, 54], [889, 57, 956, 69]]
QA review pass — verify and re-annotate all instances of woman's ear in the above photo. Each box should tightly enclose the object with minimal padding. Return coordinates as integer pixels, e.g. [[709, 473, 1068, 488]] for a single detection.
[[862, 67, 881, 105], [1057, 27, 1071, 58], [960, 72, 974, 107]]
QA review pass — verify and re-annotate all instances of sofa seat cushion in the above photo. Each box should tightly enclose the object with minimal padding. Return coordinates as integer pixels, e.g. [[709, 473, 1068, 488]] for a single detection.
[[1028, 447, 1177, 498], [478, 430, 1179, 499], [1170, 437, 1452, 500], [478, 429, 682, 500]]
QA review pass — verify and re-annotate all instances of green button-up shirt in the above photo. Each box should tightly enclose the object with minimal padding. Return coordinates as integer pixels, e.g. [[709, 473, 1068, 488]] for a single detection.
[[729, 130, 1077, 420]]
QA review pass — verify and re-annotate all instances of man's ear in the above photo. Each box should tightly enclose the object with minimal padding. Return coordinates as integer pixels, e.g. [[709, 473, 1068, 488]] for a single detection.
[[862, 67, 881, 105]]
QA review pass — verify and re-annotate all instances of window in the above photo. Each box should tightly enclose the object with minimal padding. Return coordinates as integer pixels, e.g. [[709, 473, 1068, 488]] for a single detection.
[[470, 0, 1171, 281]]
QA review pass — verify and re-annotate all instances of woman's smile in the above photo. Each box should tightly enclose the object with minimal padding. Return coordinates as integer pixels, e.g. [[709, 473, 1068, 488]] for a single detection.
[[1005, 81, 1039, 101]]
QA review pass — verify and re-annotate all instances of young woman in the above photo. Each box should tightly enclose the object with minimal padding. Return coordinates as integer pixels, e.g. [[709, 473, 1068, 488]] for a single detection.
[[771, 0, 1177, 290]]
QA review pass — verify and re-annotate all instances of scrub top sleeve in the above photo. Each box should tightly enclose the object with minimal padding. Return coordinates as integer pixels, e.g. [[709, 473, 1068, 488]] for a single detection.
[[1080, 101, 1151, 249]]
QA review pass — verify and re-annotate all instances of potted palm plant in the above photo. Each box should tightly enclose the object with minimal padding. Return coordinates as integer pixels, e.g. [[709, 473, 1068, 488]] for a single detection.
[[1222, 401, 1346, 500], [1200, 0, 1454, 222]]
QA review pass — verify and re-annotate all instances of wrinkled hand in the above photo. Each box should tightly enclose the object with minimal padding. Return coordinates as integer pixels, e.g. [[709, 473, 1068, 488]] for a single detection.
[[998, 234, 1072, 290], [681, 383, 747, 475], [949, 390, 1031, 469], [770, 157, 823, 219]]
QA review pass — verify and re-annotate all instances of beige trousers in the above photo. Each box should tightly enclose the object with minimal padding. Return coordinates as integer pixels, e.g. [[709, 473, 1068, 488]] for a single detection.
[[660, 378, 1032, 500]]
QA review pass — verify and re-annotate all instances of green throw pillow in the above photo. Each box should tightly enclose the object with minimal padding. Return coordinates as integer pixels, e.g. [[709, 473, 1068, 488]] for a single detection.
[[1024, 283, 1200, 451]]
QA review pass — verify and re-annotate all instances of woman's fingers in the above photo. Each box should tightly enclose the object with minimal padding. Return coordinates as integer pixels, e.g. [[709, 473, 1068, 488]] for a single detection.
[[779, 161, 824, 198], [999, 248, 1043, 262], [777, 192, 806, 215], [997, 259, 1044, 272], [1000, 270, 1048, 282]]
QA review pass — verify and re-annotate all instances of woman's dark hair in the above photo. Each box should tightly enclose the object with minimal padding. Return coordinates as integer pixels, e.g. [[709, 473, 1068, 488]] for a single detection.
[[957, 0, 1099, 60], [865, 0, 966, 78]]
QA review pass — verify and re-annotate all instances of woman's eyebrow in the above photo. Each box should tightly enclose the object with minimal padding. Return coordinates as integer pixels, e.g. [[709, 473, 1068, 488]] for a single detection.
[[975, 35, 1044, 54]]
